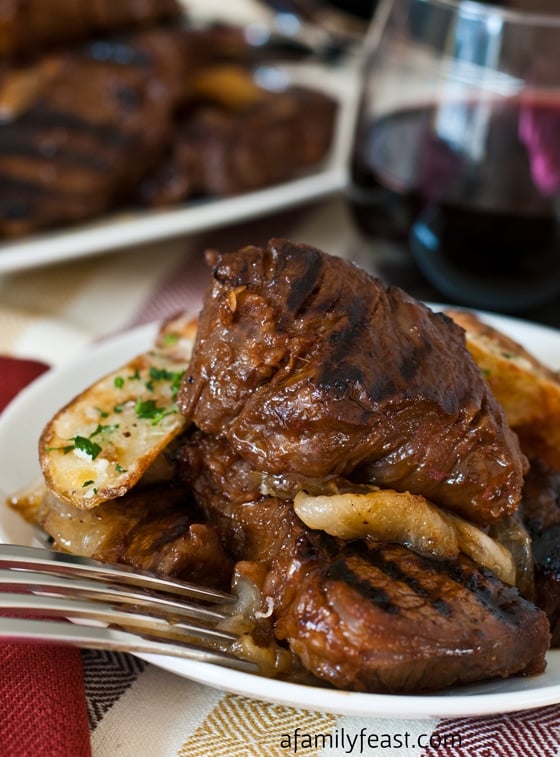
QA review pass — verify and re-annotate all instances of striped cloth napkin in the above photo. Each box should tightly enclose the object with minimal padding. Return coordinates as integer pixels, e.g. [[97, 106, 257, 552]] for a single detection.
[[0, 198, 560, 755], [0, 356, 92, 757]]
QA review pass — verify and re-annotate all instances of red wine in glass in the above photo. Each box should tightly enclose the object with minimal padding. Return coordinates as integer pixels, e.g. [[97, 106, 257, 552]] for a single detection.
[[349, 95, 560, 312]]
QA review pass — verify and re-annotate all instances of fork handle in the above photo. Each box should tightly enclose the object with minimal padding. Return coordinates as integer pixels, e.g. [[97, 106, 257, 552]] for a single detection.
[[0, 617, 256, 672]]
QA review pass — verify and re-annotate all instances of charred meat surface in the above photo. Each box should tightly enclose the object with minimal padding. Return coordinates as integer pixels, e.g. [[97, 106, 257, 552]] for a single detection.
[[270, 542, 548, 693], [178, 430, 549, 692], [0, 36, 337, 237], [0, 0, 182, 62], [521, 458, 560, 645], [0, 28, 190, 237], [178, 239, 526, 526], [141, 86, 338, 205]]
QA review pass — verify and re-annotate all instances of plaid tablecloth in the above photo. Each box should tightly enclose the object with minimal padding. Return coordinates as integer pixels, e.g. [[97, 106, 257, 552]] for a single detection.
[[1, 196, 560, 756]]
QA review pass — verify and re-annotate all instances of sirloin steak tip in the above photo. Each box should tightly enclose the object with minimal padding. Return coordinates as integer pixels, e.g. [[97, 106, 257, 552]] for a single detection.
[[178, 431, 549, 693], [178, 239, 526, 526]]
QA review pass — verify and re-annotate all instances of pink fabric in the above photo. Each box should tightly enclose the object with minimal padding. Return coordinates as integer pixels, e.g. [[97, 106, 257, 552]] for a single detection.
[[0, 356, 49, 412], [422, 705, 560, 756], [0, 356, 92, 757]]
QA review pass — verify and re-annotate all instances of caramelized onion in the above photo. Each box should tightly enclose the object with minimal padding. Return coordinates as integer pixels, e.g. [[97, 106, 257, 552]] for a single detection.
[[489, 514, 535, 599], [218, 569, 295, 678], [293, 488, 516, 586]]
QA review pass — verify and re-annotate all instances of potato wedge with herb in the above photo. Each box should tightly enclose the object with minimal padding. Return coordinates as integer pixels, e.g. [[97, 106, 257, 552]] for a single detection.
[[39, 314, 197, 509], [446, 309, 560, 468]]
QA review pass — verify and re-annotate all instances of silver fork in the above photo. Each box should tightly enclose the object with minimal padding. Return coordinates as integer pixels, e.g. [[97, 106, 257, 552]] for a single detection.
[[0, 543, 258, 673]]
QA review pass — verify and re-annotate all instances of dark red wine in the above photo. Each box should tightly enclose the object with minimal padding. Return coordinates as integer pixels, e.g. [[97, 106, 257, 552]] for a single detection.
[[349, 97, 560, 311]]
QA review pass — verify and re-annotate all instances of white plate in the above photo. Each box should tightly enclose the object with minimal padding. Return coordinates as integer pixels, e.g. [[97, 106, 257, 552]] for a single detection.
[[1, 311, 560, 719], [0, 60, 357, 274]]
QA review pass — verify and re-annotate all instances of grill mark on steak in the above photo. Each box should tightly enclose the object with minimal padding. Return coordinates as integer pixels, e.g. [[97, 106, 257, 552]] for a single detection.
[[432, 558, 522, 624], [3, 107, 133, 176], [325, 557, 399, 615], [331, 541, 522, 624], [357, 544, 431, 599], [0, 139, 112, 171], [319, 295, 434, 399], [0, 173, 96, 197], [318, 297, 371, 398], [285, 246, 323, 316], [0, 176, 45, 207], [431, 597, 453, 617], [12, 107, 131, 146], [399, 335, 433, 384], [325, 546, 457, 619], [363, 543, 525, 624], [0, 174, 96, 218]]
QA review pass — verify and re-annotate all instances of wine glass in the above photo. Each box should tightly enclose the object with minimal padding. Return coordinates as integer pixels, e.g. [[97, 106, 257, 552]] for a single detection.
[[348, 0, 560, 312]]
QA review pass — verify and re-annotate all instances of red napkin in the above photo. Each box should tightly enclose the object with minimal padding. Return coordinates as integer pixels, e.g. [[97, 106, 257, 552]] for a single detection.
[[0, 356, 92, 757]]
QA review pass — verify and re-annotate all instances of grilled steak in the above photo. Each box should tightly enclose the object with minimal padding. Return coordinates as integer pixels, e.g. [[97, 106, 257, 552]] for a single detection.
[[271, 541, 548, 692], [0, 28, 191, 237], [0, 34, 337, 237], [0, 0, 182, 62], [178, 239, 526, 526], [178, 430, 549, 692], [141, 86, 338, 205]]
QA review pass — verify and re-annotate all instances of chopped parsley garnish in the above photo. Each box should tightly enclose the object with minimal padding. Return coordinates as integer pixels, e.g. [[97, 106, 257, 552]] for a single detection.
[[45, 443, 75, 454], [47, 425, 114, 460], [82, 480, 94, 487], [135, 398, 176, 425], [128, 368, 141, 381], [90, 423, 119, 437], [149, 367, 176, 381], [162, 332, 179, 345], [148, 366, 185, 397], [134, 398, 159, 418], [115, 463, 127, 473], [114, 376, 125, 389], [73, 435, 102, 459]]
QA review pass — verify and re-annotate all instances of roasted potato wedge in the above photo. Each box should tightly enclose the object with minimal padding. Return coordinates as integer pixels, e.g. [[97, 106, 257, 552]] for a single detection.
[[446, 309, 560, 468], [39, 314, 197, 509]]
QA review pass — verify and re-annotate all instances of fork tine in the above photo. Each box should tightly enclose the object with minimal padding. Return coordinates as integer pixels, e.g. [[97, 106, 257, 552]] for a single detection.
[[0, 568, 231, 623], [0, 544, 234, 603], [0, 543, 260, 673], [0, 592, 238, 646], [0, 617, 257, 671]]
